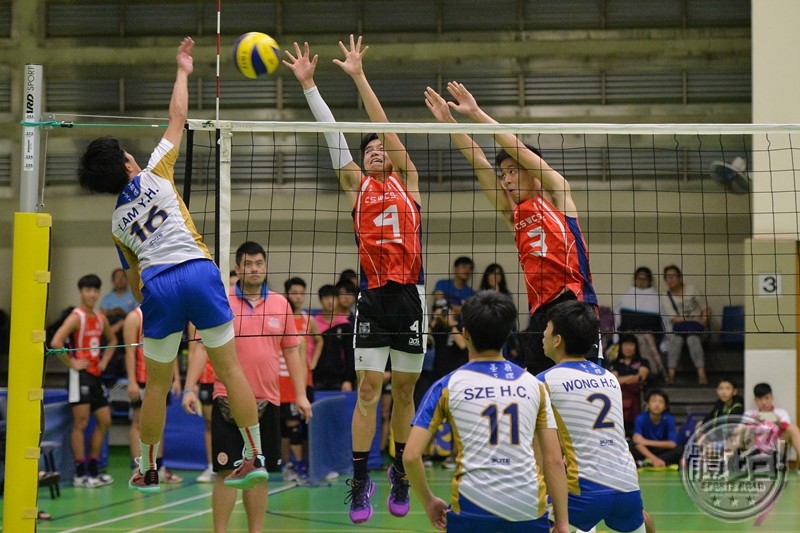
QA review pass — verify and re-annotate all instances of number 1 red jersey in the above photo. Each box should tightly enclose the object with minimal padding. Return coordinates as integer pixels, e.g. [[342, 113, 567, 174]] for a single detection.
[[353, 174, 424, 290]]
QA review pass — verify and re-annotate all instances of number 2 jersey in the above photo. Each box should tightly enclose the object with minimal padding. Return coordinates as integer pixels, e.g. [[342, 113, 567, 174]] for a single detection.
[[536, 360, 640, 495], [413, 360, 556, 521], [353, 174, 424, 290], [111, 139, 212, 285]]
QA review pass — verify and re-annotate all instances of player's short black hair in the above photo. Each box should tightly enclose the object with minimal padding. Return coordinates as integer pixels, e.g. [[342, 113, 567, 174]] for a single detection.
[[494, 142, 543, 167], [360, 133, 380, 169], [77, 274, 102, 289], [318, 284, 336, 299], [338, 268, 358, 283], [77, 136, 130, 195], [335, 279, 358, 296], [753, 382, 772, 398], [235, 241, 266, 265], [453, 256, 474, 268], [545, 300, 600, 357], [460, 291, 517, 353], [717, 376, 737, 389], [645, 389, 670, 410], [284, 277, 306, 293]]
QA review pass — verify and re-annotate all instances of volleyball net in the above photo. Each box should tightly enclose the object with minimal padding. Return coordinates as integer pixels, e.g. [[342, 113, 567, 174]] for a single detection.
[[181, 119, 799, 341]]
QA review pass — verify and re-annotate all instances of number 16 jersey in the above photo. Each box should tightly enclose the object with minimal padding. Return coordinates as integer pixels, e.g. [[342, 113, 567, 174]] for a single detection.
[[353, 174, 424, 290], [112, 139, 211, 285]]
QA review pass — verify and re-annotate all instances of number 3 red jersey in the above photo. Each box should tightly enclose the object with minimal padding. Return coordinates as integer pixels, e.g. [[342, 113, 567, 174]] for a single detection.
[[353, 174, 424, 290], [514, 195, 597, 313]]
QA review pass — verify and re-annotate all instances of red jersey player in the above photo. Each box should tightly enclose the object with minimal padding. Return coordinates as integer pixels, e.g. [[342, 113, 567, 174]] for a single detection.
[[51, 274, 117, 488], [285, 36, 425, 523], [424, 82, 598, 376]]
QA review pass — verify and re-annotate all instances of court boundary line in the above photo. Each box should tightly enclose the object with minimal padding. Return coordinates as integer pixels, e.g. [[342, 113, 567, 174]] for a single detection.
[[55, 484, 296, 533]]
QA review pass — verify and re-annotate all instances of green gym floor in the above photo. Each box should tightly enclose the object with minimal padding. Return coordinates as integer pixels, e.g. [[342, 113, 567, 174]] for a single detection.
[[7, 448, 800, 532]]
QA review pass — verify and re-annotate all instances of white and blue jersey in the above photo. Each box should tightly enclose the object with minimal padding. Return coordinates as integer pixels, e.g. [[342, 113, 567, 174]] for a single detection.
[[112, 139, 211, 286], [111, 139, 231, 340], [413, 359, 555, 522], [537, 360, 644, 532]]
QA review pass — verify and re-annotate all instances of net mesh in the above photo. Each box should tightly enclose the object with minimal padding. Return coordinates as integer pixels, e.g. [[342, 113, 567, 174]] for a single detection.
[[183, 120, 800, 343]]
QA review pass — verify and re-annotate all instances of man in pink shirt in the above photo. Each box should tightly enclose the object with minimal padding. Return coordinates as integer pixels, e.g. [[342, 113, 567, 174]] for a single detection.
[[184, 241, 312, 533]]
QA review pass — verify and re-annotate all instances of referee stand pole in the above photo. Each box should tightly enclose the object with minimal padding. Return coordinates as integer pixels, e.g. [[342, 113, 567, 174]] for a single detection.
[[3, 63, 49, 533]]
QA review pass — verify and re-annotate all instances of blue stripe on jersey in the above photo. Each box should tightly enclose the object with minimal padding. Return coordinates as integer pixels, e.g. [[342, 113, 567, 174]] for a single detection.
[[458, 359, 528, 380], [116, 175, 142, 208], [414, 200, 425, 285], [412, 373, 452, 431], [116, 245, 130, 269], [536, 359, 607, 382], [566, 217, 597, 306], [413, 360, 528, 430]]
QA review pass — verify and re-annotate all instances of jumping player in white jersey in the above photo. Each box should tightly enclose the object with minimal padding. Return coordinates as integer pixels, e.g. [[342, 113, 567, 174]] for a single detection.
[[404, 291, 569, 532], [538, 300, 654, 533], [76, 37, 265, 494]]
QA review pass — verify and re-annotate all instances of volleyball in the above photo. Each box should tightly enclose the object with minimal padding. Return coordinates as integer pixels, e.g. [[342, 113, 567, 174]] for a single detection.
[[232, 32, 281, 78]]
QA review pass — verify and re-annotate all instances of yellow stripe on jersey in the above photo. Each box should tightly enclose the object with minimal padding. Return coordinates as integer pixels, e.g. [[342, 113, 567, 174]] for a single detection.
[[112, 235, 142, 288], [170, 178, 211, 260], [535, 381, 551, 517], [545, 382, 580, 495], [158, 144, 211, 261], [151, 144, 177, 182], [449, 414, 464, 515]]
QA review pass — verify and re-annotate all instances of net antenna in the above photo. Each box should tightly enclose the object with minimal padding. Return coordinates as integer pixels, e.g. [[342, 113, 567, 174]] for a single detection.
[[214, 0, 222, 122]]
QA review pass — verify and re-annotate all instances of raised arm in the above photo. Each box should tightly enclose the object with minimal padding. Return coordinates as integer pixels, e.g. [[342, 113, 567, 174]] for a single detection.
[[284, 41, 361, 205], [334, 35, 421, 205], [163, 37, 194, 148], [424, 86, 514, 229], [447, 81, 577, 217]]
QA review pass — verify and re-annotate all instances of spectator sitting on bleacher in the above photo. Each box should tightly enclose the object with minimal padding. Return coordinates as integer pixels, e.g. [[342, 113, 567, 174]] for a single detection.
[[631, 389, 682, 469], [615, 267, 664, 338], [661, 265, 710, 386], [745, 382, 800, 471], [608, 334, 650, 437], [50, 274, 116, 488], [700, 377, 744, 429]]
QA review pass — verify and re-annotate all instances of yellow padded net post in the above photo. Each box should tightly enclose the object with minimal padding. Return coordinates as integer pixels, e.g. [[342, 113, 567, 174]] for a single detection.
[[2, 213, 51, 532]]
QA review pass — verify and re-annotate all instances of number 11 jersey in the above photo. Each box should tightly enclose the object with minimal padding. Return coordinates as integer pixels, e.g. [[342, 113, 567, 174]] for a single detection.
[[413, 360, 555, 522]]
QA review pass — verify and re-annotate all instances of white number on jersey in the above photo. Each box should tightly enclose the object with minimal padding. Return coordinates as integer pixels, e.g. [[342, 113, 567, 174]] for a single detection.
[[374, 205, 402, 244]]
